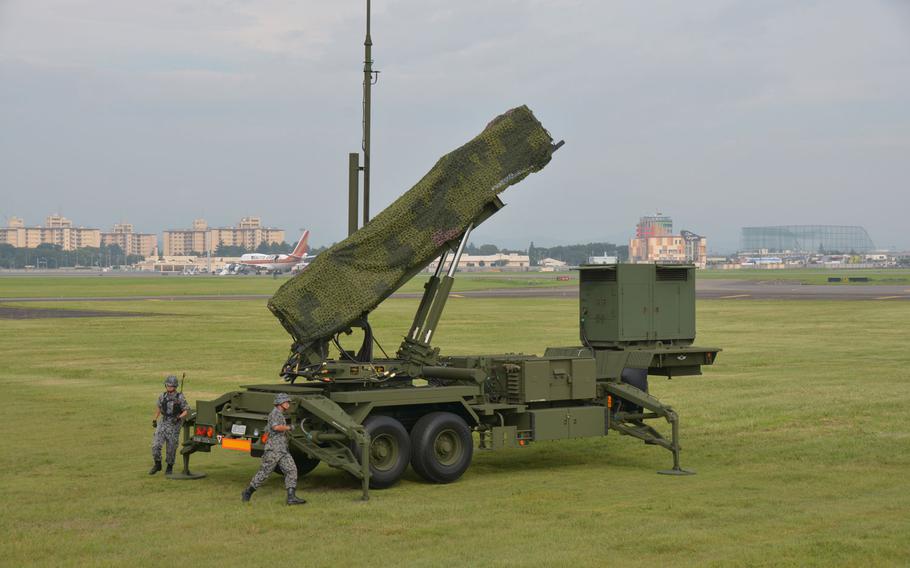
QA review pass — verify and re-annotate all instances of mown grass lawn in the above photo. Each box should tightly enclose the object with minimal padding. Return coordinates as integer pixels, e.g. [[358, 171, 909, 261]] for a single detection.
[[0, 272, 577, 299], [0, 289, 908, 567]]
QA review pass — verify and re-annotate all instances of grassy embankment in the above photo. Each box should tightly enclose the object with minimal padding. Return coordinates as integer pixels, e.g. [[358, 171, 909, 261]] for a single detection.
[[0, 279, 908, 566]]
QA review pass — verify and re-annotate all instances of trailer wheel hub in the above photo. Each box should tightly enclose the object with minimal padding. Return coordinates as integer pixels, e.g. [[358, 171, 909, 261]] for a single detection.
[[434, 430, 462, 466], [370, 433, 398, 471]]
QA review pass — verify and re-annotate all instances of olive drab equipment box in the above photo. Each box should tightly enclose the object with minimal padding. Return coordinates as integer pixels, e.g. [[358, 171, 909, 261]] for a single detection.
[[579, 264, 696, 347]]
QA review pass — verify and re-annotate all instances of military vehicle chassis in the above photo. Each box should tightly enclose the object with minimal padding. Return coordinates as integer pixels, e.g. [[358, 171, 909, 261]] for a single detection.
[[177, 263, 719, 500]]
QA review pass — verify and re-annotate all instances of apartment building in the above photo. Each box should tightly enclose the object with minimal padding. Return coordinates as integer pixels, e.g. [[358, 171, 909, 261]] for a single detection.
[[101, 223, 158, 257], [162, 217, 285, 256], [0, 215, 101, 251]]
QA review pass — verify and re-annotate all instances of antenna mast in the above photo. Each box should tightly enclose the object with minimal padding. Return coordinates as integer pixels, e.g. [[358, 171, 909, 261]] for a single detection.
[[348, 0, 379, 236], [362, 0, 375, 227]]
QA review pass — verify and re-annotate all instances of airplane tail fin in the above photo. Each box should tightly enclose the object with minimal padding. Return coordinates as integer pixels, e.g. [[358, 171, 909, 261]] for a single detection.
[[290, 230, 310, 258]]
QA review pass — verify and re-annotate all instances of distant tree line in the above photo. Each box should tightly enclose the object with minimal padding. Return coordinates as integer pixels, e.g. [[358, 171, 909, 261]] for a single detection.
[[529, 242, 629, 265], [0, 243, 144, 269]]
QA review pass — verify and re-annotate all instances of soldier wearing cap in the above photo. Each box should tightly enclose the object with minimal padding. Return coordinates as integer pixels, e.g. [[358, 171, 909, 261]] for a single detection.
[[149, 375, 189, 475], [242, 393, 306, 505]]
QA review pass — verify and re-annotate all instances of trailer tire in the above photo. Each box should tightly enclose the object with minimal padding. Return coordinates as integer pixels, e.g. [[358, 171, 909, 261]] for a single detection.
[[410, 412, 473, 484], [355, 415, 411, 489], [619, 368, 649, 413], [288, 446, 321, 477]]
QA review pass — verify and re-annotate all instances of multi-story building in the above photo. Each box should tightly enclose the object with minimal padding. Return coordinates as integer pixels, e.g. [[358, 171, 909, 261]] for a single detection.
[[635, 213, 673, 239], [0, 215, 101, 251], [162, 217, 285, 256], [162, 219, 211, 256], [208, 217, 285, 252], [629, 214, 707, 268], [101, 223, 158, 257]]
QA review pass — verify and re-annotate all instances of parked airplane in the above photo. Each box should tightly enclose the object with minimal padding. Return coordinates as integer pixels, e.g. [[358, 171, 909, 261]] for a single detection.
[[237, 230, 312, 274]]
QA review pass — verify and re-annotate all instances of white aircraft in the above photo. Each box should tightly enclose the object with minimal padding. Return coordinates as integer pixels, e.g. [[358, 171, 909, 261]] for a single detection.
[[238, 230, 312, 274]]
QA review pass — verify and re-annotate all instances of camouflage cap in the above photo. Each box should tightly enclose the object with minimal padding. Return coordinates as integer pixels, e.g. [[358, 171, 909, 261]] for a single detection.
[[274, 393, 291, 406], [164, 375, 179, 387]]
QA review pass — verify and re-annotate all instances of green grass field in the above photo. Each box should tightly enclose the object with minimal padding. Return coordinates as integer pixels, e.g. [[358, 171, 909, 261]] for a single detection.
[[1, 279, 908, 566], [0, 271, 577, 299], [1, 268, 907, 300]]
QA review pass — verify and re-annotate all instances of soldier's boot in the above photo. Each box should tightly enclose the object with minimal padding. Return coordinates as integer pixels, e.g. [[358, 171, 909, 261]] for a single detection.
[[241, 486, 256, 502], [286, 487, 306, 506], [148, 460, 162, 475], [165, 464, 174, 475]]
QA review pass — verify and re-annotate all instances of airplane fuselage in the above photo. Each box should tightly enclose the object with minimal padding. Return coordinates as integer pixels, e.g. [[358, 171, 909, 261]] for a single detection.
[[237, 255, 301, 273], [234, 230, 311, 274]]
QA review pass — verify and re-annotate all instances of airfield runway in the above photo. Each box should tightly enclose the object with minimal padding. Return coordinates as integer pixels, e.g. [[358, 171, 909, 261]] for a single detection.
[[1, 279, 908, 305]]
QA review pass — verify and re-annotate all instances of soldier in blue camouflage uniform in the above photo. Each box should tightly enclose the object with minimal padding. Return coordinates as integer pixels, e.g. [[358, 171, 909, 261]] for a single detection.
[[242, 393, 307, 505], [149, 375, 189, 475]]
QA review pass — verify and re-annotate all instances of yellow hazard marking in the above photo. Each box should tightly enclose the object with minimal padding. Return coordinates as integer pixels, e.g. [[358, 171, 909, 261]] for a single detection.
[[720, 294, 751, 299], [875, 296, 903, 300]]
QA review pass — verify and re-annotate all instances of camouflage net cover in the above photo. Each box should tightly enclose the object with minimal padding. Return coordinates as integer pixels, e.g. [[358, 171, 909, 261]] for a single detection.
[[268, 105, 556, 346]]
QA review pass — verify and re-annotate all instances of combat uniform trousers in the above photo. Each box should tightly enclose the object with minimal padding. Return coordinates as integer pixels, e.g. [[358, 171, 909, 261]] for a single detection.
[[250, 450, 298, 490], [151, 419, 182, 466]]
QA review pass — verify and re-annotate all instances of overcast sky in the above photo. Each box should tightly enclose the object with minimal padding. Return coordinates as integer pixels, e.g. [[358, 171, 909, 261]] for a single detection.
[[2, 1, 908, 252]]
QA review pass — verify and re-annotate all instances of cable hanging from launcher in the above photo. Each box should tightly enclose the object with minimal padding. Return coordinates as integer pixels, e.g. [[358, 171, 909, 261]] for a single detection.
[[331, 332, 395, 383]]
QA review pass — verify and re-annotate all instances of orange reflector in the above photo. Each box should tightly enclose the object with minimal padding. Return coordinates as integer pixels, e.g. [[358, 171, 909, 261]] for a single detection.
[[607, 395, 613, 407], [519, 440, 526, 446], [221, 438, 252, 452]]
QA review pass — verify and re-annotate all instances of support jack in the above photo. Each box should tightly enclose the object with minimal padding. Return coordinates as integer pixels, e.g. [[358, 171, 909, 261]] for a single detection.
[[168, 450, 206, 480], [604, 382, 696, 476]]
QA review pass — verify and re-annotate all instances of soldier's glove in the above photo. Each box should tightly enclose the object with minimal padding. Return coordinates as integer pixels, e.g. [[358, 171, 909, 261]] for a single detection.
[[152, 420, 158, 428]]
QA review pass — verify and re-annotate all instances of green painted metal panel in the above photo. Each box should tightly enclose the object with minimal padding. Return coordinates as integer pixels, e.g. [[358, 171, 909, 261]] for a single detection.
[[520, 359, 550, 401], [569, 358, 596, 399], [567, 406, 606, 438], [490, 426, 519, 449], [506, 356, 597, 403], [619, 264, 652, 340], [528, 408, 569, 441]]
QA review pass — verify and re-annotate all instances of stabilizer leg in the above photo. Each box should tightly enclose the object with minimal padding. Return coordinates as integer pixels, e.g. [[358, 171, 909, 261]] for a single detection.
[[656, 410, 694, 476], [168, 422, 206, 480], [167, 451, 206, 480], [604, 382, 695, 475]]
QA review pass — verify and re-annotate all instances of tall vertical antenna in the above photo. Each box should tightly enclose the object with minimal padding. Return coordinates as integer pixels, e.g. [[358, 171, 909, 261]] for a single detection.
[[348, 1, 379, 236], [362, 0, 378, 226]]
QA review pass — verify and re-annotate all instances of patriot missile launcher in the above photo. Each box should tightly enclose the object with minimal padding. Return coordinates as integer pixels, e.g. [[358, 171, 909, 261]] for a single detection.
[[174, 105, 720, 499]]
